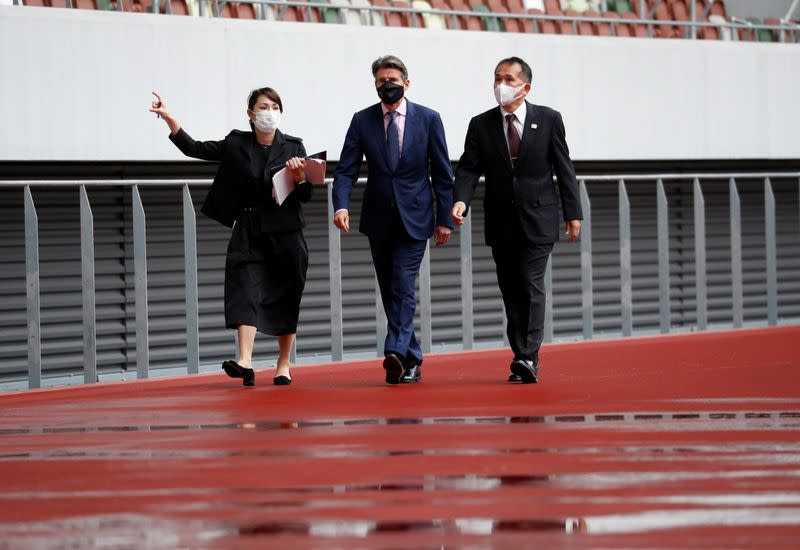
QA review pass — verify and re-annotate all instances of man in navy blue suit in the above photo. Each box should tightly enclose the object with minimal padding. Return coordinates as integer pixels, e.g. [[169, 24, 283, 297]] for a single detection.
[[332, 55, 454, 385]]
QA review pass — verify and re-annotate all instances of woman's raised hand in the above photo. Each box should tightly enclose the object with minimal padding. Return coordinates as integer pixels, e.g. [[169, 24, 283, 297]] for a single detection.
[[149, 91, 180, 135], [286, 157, 307, 184]]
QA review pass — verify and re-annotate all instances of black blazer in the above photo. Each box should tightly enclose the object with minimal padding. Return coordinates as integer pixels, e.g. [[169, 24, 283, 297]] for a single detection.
[[169, 128, 311, 231], [454, 102, 582, 246]]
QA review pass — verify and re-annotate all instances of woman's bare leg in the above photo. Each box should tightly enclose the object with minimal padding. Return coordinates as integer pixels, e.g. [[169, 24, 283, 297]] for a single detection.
[[237, 325, 257, 369], [276, 334, 295, 378]]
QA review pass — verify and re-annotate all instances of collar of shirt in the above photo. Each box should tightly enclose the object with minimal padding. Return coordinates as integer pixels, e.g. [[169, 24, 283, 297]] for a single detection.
[[381, 97, 407, 120], [502, 101, 527, 137]]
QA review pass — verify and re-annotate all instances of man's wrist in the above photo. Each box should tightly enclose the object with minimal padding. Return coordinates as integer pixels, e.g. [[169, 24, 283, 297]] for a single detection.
[[334, 209, 348, 215]]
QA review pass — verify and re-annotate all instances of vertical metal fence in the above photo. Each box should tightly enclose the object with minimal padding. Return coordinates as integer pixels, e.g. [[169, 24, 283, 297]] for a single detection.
[[2, 172, 798, 389]]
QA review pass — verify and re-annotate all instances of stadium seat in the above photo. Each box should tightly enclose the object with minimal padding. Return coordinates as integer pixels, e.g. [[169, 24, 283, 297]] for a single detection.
[[328, 0, 363, 24], [601, 11, 629, 36], [472, 2, 504, 32], [759, 17, 777, 42], [413, 0, 447, 28], [542, 0, 558, 14], [588, 9, 611, 35], [706, 13, 729, 40], [429, 0, 462, 29], [370, 0, 403, 25], [320, 0, 343, 22], [613, 0, 631, 14], [523, 0, 543, 8], [653, 1, 679, 38], [235, 1, 256, 18], [350, 0, 386, 25], [621, 11, 648, 37], [566, 8, 593, 34], [565, 0, 588, 12], [392, 0, 424, 26], [486, 0, 524, 32], [450, 0, 484, 30], [506, 0, 535, 32]]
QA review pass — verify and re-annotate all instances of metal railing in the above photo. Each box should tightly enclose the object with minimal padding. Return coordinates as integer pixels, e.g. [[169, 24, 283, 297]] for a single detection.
[[11, 0, 800, 43], [2, 171, 798, 389]]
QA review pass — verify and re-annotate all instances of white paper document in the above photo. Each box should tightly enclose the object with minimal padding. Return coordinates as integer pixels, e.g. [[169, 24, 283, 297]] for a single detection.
[[272, 152, 327, 206]]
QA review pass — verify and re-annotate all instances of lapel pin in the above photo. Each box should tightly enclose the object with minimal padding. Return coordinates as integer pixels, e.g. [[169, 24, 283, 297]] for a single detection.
[[531, 123, 538, 129]]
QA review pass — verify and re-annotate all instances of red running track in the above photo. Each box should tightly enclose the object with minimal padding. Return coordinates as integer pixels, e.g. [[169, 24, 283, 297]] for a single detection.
[[0, 326, 798, 548]]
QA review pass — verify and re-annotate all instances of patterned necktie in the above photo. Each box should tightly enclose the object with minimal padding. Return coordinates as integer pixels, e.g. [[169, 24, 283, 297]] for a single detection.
[[387, 110, 400, 172], [506, 113, 520, 163]]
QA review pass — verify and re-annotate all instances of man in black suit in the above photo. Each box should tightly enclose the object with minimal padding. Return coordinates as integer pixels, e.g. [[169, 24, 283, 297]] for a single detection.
[[452, 56, 582, 384]]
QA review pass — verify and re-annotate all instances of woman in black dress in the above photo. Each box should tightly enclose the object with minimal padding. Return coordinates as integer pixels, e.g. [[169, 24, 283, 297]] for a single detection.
[[150, 88, 310, 387]]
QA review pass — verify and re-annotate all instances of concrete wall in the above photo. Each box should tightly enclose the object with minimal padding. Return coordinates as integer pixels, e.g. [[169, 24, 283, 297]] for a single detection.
[[1, 6, 799, 162]]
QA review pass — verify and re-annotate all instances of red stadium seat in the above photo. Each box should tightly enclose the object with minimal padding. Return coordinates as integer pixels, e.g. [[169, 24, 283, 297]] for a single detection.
[[603, 11, 631, 37], [235, 2, 257, 18], [621, 11, 648, 37], [505, 0, 535, 33], [372, 0, 405, 25], [566, 8, 593, 35], [430, 0, 462, 29], [588, 10, 611, 36], [392, 0, 424, 27], [487, 0, 522, 32], [449, 0, 484, 30]]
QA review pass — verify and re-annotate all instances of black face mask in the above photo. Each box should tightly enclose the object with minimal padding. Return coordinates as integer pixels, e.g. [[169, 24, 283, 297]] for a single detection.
[[377, 81, 405, 105]]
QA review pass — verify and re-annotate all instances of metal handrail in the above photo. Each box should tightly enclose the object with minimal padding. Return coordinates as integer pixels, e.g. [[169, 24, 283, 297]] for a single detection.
[[3, 172, 799, 389], [3, 172, 800, 188]]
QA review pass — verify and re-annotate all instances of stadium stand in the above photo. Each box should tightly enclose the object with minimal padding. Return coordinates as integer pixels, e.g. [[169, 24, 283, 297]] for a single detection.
[[13, 0, 799, 42]]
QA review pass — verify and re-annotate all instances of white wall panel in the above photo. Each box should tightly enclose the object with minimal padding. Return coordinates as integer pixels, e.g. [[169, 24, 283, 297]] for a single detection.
[[1, 6, 799, 161]]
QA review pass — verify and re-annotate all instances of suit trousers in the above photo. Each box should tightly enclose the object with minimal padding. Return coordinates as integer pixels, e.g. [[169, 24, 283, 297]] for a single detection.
[[368, 211, 427, 368], [491, 236, 554, 364]]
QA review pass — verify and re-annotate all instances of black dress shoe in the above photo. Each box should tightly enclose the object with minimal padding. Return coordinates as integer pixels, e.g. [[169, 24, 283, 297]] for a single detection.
[[383, 353, 404, 385], [400, 364, 422, 383], [222, 360, 244, 379], [273, 375, 292, 386], [508, 373, 523, 383], [510, 359, 539, 384], [242, 367, 255, 387]]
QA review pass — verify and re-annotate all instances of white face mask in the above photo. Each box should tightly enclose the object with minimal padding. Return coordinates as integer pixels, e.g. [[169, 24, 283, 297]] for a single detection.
[[494, 83, 527, 107], [252, 109, 281, 133]]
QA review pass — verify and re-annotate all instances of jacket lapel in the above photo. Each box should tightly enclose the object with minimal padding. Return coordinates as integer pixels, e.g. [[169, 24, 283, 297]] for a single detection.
[[516, 102, 538, 168], [265, 129, 287, 171], [370, 103, 390, 172], [399, 100, 415, 166], [491, 106, 513, 173]]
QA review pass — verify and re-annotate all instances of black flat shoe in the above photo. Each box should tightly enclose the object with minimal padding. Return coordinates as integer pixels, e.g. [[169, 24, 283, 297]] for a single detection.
[[222, 360, 244, 379], [510, 359, 539, 384], [242, 367, 255, 387], [273, 375, 292, 386], [508, 373, 523, 383], [400, 364, 422, 383], [383, 353, 404, 385]]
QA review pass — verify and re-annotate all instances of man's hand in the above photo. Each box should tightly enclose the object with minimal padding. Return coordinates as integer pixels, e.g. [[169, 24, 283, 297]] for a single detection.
[[565, 219, 581, 243], [434, 225, 451, 247], [451, 201, 467, 226], [333, 210, 350, 232]]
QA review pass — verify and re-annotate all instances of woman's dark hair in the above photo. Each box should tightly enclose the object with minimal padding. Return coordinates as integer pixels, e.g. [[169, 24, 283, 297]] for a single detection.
[[247, 87, 283, 112]]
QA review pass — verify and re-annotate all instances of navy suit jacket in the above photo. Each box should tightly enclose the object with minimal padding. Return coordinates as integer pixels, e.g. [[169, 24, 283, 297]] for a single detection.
[[332, 101, 454, 241]]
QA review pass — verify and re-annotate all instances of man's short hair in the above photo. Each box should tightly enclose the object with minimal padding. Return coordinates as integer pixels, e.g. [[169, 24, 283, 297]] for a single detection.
[[495, 56, 532, 83], [371, 55, 409, 81]]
